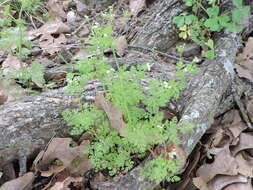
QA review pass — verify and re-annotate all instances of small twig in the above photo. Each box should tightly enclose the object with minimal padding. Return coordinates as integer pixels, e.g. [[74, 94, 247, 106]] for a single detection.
[[71, 20, 89, 35], [25, 11, 37, 29], [128, 45, 192, 64]]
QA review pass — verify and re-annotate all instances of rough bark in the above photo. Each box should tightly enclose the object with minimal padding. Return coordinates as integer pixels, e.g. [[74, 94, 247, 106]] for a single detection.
[[130, 0, 186, 51]]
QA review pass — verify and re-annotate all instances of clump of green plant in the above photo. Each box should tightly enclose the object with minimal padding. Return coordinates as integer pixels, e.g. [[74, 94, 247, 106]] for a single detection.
[[0, 0, 44, 58], [0, 62, 45, 94], [63, 9, 198, 182], [173, 0, 250, 59]]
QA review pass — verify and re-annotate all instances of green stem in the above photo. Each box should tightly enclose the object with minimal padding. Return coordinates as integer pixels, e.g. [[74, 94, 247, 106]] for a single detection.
[[17, 6, 23, 57], [111, 48, 132, 126]]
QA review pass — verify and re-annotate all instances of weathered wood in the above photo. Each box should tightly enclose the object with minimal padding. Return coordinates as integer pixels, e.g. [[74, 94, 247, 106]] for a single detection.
[[0, 50, 243, 178], [130, 0, 185, 52]]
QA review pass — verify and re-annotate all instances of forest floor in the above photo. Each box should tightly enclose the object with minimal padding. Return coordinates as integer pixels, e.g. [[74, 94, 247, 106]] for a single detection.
[[1, 0, 253, 190]]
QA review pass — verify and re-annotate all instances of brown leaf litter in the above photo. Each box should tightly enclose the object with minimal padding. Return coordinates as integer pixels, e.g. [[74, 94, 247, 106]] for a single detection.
[[34, 138, 91, 177], [0, 172, 35, 190], [192, 99, 253, 190], [235, 37, 253, 82], [95, 93, 127, 136]]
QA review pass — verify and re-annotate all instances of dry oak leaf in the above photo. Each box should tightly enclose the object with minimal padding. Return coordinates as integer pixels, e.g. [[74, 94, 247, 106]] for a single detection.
[[197, 146, 238, 183], [39, 33, 67, 55], [222, 109, 242, 125], [192, 177, 211, 190], [129, 0, 146, 15], [223, 179, 252, 190], [27, 19, 70, 41], [47, 0, 66, 19], [230, 132, 253, 156], [34, 138, 91, 176], [0, 80, 26, 105], [226, 121, 246, 140], [2, 54, 24, 74], [246, 97, 253, 120], [95, 93, 127, 136], [235, 37, 253, 82], [0, 172, 35, 190], [49, 176, 83, 190], [235, 151, 253, 178], [208, 174, 248, 190], [113, 35, 128, 57]]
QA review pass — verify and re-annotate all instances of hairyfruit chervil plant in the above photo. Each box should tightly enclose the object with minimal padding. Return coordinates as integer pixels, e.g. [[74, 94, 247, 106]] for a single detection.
[[0, 0, 44, 58], [62, 9, 199, 183], [173, 0, 250, 59], [0, 0, 47, 94]]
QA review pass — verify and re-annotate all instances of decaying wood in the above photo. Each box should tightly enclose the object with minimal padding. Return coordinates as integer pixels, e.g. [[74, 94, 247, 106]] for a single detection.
[[130, 0, 186, 51]]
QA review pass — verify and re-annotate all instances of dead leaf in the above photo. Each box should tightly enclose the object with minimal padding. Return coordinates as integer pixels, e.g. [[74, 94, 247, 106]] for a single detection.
[[231, 132, 253, 156], [0, 79, 26, 105], [129, 0, 146, 15], [34, 138, 91, 176], [208, 174, 248, 190], [113, 36, 128, 57], [235, 151, 253, 177], [95, 93, 127, 135], [223, 180, 252, 190], [237, 37, 253, 62], [197, 146, 238, 183], [222, 110, 242, 125], [192, 177, 211, 190], [236, 37, 253, 82], [73, 48, 95, 60], [235, 64, 253, 82], [76, 1, 89, 16], [227, 121, 246, 139], [2, 54, 23, 74], [0, 172, 35, 190], [246, 98, 253, 120], [49, 176, 83, 190], [27, 19, 70, 41], [47, 0, 66, 19], [39, 33, 67, 55]]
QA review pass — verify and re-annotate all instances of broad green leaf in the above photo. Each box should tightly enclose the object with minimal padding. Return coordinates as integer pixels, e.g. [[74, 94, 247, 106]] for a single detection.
[[232, 0, 242, 8], [173, 16, 185, 27], [203, 50, 215, 59], [185, 14, 196, 24], [226, 23, 243, 32], [183, 0, 193, 6], [206, 6, 220, 17], [242, 6, 250, 18], [232, 9, 241, 23], [218, 15, 230, 27], [204, 18, 220, 31]]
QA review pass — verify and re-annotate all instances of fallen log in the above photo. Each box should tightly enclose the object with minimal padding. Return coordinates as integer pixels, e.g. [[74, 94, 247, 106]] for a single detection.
[[0, 49, 248, 180]]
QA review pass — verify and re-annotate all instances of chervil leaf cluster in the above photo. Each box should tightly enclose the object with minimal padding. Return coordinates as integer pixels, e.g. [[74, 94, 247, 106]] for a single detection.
[[63, 11, 198, 181]]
